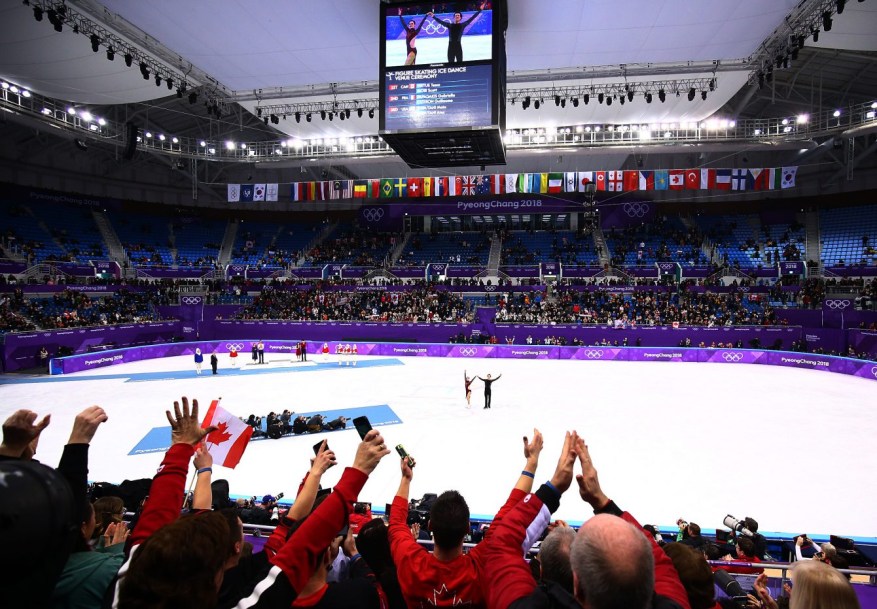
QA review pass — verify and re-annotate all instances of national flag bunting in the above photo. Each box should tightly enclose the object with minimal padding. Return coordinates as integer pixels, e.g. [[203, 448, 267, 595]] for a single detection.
[[579, 172, 595, 191], [475, 175, 491, 195], [227, 184, 240, 202], [684, 169, 700, 190], [353, 180, 368, 199], [638, 171, 655, 191], [607, 170, 623, 192], [266, 183, 279, 202], [491, 174, 505, 195], [407, 177, 423, 198], [731, 169, 747, 191], [201, 399, 253, 469], [564, 172, 578, 193], [669, 170, 685, 190], [655, 170, 669, 190], [548, 173, 563, 194], [623, 171, 639, 192], [253, 184, 266, 201], [240, 184, 254, 202]]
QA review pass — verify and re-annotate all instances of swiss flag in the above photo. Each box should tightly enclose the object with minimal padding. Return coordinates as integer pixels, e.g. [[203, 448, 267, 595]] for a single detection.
[[623, 171, 639, 191], [669, 170, 685, 190], [407, 177, 423, 198], [201, 399, 253, 469], [607, 171, 623, 192], [684, 169, 700, 190]]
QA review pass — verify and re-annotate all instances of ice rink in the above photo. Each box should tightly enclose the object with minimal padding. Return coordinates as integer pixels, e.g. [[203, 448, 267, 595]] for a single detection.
[[386, 35, 492, 66], [2, 353, 876, 539]]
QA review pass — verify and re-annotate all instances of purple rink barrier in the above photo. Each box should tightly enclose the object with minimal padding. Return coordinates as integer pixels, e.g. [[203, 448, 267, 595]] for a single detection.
[[49, 340, 877, 383], [0, 284, 148, 294], [389, 267, 427, 278], [4, 321, 181, 372], [562, 266, 604, 278]]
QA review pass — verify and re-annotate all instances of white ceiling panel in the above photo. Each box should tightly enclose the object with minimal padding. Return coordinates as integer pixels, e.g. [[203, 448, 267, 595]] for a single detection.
[[809, 3, 877, 53]]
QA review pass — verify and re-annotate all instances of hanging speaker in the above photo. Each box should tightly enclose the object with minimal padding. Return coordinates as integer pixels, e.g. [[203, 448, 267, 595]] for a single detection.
[[123, 121, 138, 160]]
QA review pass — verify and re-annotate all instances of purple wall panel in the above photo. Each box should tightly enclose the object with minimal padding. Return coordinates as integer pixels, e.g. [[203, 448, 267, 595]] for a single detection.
[[5, 321, 180, 372]]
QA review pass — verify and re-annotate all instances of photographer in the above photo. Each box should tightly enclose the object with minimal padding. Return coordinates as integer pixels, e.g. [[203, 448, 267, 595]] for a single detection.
[[794, 536, 836, 564], [676, 520, 707, 552]]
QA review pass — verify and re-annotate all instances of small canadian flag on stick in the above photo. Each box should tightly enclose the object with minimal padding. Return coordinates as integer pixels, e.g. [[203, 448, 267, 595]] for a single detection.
[[200, 399, 253, 469]]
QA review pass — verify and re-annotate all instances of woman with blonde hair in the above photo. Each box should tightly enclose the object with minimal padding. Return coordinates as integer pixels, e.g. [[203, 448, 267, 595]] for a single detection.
[[753, 559, 860, 609]]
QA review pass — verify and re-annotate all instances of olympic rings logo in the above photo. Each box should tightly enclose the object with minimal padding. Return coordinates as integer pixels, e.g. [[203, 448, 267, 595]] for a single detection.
[[225, 343, 244, 352], [824, 300, 851, 310], [584, 350, 604, 359], [422, 20, 448, 35], [459, 348, 477, 357], [622, 202, 650, 218], [484, 286, 497, 292], [658, 263, 674, 270], [739, 288, 750, 293], [871, 366, 877, 378], [722, 352, 744, 362], [181, 297, 202, 305], [363, 208, 385, 222]]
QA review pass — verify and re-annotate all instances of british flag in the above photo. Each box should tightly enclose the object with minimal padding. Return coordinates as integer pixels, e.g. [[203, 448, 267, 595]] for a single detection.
[[461, 176, 477, 195]]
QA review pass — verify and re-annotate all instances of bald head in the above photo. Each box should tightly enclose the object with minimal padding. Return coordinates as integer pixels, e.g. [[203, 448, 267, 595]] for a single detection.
[[570, 514, 654, 609]]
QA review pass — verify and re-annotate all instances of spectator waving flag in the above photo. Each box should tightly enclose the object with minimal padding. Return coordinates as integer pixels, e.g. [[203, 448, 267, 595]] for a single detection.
[[201, 399, 253, 469]]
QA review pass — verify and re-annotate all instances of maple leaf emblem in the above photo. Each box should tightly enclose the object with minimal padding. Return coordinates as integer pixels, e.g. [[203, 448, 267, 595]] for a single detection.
[[207, 421, 232, 445]]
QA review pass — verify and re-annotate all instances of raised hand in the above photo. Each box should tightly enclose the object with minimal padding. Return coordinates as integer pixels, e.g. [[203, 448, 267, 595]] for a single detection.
[[342, 526, 358, 558], [103, 521, 130, 547], [401, 453, 415, 481], [753, 573, 779, 609], [68, 406, 108, 445], [311, 440, 337, 475], [193, 443, 213, 470], [410, 522, 421, 539], [352, 429, 391, 475], [523, 428, 543, 465], [574, 435, 609, 510], [549, 431, 578, 494], [165, 397, 216, 446], [1, 409, 51, 458]]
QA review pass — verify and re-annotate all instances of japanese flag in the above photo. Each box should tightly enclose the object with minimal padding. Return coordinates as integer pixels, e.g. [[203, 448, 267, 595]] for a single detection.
[[201, 399, 253, 469]]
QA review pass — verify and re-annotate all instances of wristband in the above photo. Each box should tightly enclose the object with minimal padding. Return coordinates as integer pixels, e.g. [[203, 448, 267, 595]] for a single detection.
[[350, 553, 362, 563], [521, 470, 535, 479], [197, 467, 212, 475]]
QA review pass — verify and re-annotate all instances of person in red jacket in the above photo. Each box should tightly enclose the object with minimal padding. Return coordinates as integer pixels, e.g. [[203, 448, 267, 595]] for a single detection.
[[388, 429, 546, 608], [113, 396, 391, 609], [482, 431, 691, 609]]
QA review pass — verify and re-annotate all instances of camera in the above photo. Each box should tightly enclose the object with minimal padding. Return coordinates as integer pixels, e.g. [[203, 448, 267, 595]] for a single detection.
[[723, 515, 754, 538], [276, 492, 284, 501]]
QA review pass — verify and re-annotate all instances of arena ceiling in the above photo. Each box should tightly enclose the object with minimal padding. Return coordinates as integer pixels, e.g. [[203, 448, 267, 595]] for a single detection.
[[0, 0, 876, 190]]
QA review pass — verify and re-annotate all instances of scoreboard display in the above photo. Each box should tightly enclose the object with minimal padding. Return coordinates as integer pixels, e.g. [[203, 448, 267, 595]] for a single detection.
[[380, 1, 503, 134]]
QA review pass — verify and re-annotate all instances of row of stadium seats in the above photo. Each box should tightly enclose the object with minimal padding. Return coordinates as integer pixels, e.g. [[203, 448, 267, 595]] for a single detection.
[[2, 199, 876, 270]]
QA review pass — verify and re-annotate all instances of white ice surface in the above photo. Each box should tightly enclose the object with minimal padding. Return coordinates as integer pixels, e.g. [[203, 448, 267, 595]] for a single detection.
[[3, 354, 876, 538]]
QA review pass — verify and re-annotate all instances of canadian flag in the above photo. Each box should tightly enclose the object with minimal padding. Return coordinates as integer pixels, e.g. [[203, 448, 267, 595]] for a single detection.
[[668, 170, 685, 190], [201, 399, 253, 469]]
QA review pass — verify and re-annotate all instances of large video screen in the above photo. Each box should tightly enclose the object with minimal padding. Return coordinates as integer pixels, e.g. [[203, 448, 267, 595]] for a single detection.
[[384, 1, 493, 67], [380, 1, 501, 133]]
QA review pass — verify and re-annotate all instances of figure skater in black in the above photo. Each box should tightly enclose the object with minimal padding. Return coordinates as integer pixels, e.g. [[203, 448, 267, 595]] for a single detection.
[[399, 7, 427, 66], [428, 3, 485, 64], [477, 372, 501, 409], [464, 370, 474, 408]]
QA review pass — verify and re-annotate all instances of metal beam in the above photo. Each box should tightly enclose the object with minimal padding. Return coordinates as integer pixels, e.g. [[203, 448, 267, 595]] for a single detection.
[[824, 137, 877, 185]]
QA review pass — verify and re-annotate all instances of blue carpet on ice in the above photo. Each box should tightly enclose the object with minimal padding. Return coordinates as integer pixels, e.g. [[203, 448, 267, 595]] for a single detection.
[[128, 404, 402, 456]]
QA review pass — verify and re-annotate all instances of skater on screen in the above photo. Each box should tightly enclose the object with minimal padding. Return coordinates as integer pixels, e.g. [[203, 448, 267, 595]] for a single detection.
[[464, 370, 474, 408], [398, 7, 428, 66], [477, 372, 501, 409], [428, 2, 485, 64]]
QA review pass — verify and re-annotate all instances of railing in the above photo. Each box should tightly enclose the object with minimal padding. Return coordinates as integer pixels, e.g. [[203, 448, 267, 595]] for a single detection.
[[4, 78, 875, 162]]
